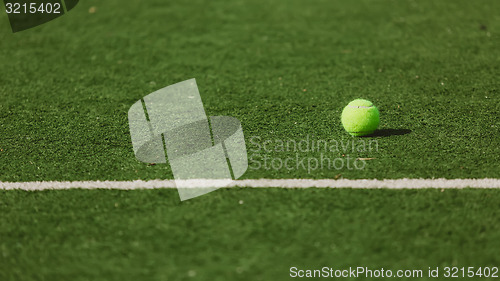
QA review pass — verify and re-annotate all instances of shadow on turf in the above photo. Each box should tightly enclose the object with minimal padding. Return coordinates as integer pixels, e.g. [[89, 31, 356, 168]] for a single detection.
[[365, 129, 412, 137]]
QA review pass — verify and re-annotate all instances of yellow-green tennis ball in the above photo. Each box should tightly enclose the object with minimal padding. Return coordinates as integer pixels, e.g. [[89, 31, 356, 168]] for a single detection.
[[341, 99, 380, 136]]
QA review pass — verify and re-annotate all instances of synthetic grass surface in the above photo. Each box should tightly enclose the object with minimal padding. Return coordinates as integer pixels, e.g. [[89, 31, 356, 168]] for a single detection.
[[1, 188, 500, 281], [0, 0, 499, 181], [1, 0, 500, 280]]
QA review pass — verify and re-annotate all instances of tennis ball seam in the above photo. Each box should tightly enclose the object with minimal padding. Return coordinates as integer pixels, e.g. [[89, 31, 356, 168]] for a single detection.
[[347, 105, 374, 109]]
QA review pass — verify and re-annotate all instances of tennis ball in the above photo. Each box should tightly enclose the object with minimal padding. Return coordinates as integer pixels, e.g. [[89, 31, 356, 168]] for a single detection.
[[341, 99, 380, 136]]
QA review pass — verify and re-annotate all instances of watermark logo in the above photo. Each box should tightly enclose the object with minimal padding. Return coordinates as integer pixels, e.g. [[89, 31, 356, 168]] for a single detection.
[[128, 79, 248, 201], [248, 135, 378, 173], [4, 0, 79, 33]]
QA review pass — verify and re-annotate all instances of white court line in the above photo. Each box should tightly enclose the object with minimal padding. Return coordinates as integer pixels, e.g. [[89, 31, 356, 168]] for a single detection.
[[0, 179, 499, 190]]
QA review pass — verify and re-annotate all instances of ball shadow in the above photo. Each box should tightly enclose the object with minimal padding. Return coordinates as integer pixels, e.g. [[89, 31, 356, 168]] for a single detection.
[[363, 129, 412, 137]]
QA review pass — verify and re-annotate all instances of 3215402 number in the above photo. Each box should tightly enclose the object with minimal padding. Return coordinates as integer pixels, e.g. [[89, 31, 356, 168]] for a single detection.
[[5, 2, 62, 14]]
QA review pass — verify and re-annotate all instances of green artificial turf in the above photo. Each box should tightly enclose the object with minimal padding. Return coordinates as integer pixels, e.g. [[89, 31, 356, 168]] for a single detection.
[[0, 0, 499, 181], [2, 188, 500, 281], [1, 0, 500, 280]]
